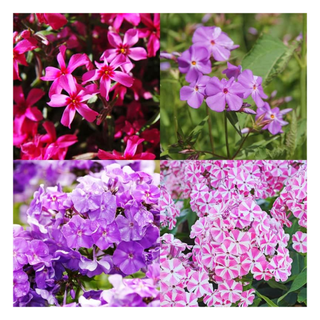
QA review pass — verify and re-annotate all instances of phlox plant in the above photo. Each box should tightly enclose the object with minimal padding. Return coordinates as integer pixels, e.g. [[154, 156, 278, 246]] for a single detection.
[[13, 162, 160, 307], [160, 160, 307, 307], [13, 13, 160, 160], [160, 13, 307, 160]]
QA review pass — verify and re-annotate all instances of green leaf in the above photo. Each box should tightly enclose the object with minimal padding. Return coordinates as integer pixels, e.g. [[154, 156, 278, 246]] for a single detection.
[[226, 112, 241, 136], [187, 116, 209, 144], [267, 279, 288, 291], [256, 291, 279, 307], [277, 269, 307, 303], [286, 110, 297, 158], [242, 34, 298, 87], [297, 287, 307, 304]]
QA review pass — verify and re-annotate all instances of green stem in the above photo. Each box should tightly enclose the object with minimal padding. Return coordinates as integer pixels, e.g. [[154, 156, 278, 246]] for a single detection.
[[224, 111, 230, 158], [300, 13, 307, 120], [206, 106, 215, 153], [232, 133, 250, 159], [198, 150, 227, 159]]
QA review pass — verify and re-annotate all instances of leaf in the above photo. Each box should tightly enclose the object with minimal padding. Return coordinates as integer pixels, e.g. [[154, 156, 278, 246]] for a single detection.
[[242, 34, 299, 87], [187, 116, 209, 144], [297, 287, 307, 304], [255, 291, 279, 307], [267, 279, 288, 291], [277, 269, 307, 303], [226, 112, 241, 136], [286, 110, 297, 158]]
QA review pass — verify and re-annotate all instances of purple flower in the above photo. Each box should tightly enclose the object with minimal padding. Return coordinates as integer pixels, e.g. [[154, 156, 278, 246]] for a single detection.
[[79, 251, 111, 277], [13, 237, 29, 271], [180, 75, 210, 109], [238, 69, 268, 108], [206, 77, 245, 112], [61, 215, 94, 249], [88, 191, 117, 221], [222, 62, 242, 80], [25, 240, 52, 267], [138, 225, 159, 249], [192, 26, 239, 61], [13, 270, 30, 300], [132, 184, 160, 205], [256, 102, 292, 135], [177, 45, 211, 82], [92, 219, 121, 250], [113, 241, 146, 274]]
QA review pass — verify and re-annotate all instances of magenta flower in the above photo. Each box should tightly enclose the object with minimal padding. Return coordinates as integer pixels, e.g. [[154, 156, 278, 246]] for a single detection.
[[41, 45, 89, 97], [13, 39, 37, 80], [256, 102, 292, 135], [14, 86, 45, 122], [82, 57, 134, 100], [192, 26, 239, 61], [101, 13, 141, 32], [161, 258, 186, 285], [139, 13, 160, 57], [206, 77, 245, 112], [113, 241, 146, 275], [102, 29, 147, 73], [35, 13, 67, 30], [177, 45, 211, 82], [97, 135, 156, 160], [238, 69, 268, 108], [180, 75, 210, 109], [47, 76, 99, 128]]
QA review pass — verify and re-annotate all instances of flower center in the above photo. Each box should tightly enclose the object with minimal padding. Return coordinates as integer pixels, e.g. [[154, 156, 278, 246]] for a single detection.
[[270, 114, 275, 119], [211, 40, 215, 45], [253, 84, 257, 90], [128, 253, 134, 259], [223, 88, 228, 94], [77, 230, 82, 236], [51, 196, 57, 202], [129, 222, 134, 228], [194, 85, 199, 92], [102, 230, 107, 237], [191, 60, 196, 66], [117, 44, 129, 56], [101, 65, 115, 79]]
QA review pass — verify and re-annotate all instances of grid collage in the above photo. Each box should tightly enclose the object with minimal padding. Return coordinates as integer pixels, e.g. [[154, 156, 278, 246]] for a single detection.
[[13, 13, 307, 308]]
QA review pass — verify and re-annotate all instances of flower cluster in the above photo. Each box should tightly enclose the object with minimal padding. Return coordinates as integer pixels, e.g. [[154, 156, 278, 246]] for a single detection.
[[13, 163, 160, 307], [162, 25, 291, 135], [13, 13, 160, 160], [160, 160, 307, 307]]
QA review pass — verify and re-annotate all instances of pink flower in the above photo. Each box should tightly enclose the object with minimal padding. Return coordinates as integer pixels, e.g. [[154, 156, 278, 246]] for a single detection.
[[13, 39, 37, 80], [218, 280, 243, 303], [252, 261, 273, 281], [14, 86, 44, 122], [215, 256, 239, 280], [186, 271, 213, 298], [35, 13, 67, 30], [139, 14, 160, 57], [97, 135, 155, 160], [82, 57, 134, 100], [41, 45, 89, 97], [47, 76, 99, 128], [238, 289, 255, 307], [160, 258, 186, 285], [292, 231, 307, 253], [175, 292, 198, 307], [102, 29, 147, 72]]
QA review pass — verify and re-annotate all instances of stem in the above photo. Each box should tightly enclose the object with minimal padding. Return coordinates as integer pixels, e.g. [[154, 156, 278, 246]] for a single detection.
[[300, 13, 307, 120], [198, 150, 227, 159], [206, 106, 215, 153], [224, 111, 230, 158], [232, 133, 250, 159]]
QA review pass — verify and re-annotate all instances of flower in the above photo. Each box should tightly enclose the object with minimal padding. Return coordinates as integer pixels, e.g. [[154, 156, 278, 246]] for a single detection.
[[292, 231, 307, 253], [206, 77, 245, 112], [238, 69, 268, 108], [222, 62, 242, 80], [180, 75, 210, 109], [47, 76, 99, 128], [256, 102, 292, 135], [113, 241, 146, 274], [36, 13, 67, 30], [177, 45, 211, 82], [102, 29, 147, 72], [82, 57, 134, 100], [139, 13, 160, 57], [97, 135, 156, 160], [192, 26, 239, 61], [41, 45, 89, 97]]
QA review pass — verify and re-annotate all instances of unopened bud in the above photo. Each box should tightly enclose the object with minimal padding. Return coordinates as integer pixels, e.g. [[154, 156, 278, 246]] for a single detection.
[[241, 128, 251, 134], [179, 149, 195, 154]]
